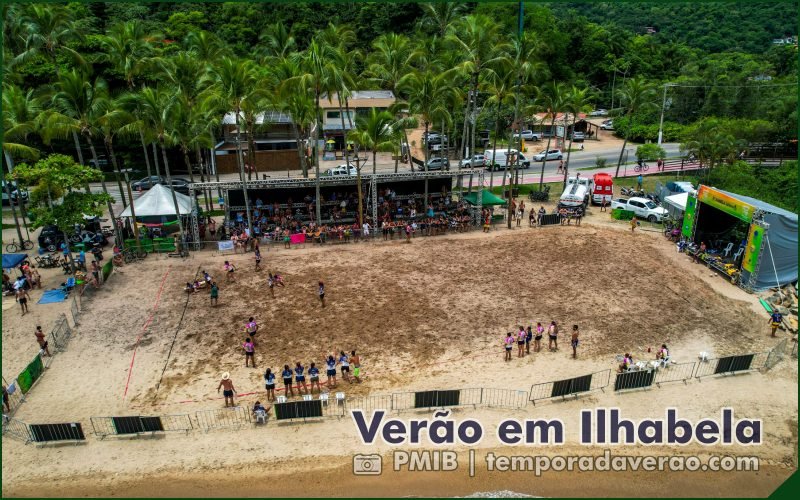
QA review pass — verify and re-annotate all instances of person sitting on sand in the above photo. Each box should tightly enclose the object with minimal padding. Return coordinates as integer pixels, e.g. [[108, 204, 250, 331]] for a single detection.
[[656, 344, 669, 361], [202, 270, 213, 284], [185, 282, 195, 294]]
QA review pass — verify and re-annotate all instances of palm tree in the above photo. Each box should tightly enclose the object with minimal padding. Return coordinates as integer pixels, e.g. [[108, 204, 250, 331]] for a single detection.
[[120, 87, 187, 245], [98, 20, 159, 89], [275, 59, 315, 178], [204, 57, 259, 233], [447, 15, 511, 164], [418, 2, 467, 37], [257, 22, 296, 61], [348, 108, 399, 226], [11, 4, 84, 68], [398, 70, 455, 203], [291, 39, 337, 222], [614, 76, 658, 177], [535, 81, 568, 188], [49, 70, 122, 243], [482, 68, 515, 190], [562, 86, 591, 187], [2, 83, 42, 244], [681, 119, 739, 179], [95, 95, 134, 208]]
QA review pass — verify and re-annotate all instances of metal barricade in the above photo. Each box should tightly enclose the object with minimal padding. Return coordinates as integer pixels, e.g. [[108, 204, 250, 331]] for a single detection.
[[458, 388, 483, 407], [2, 376, 25, 415], [91, 414, 193, 438], [764, 339, 788, 370], [529, 369, 610, 404], [345, 394, 394, 414], [654, 361, 696, 387], [694, 351, 768, 379], [70, 296, 80, 326], [195, 406, 251, 431], [613, 369, 656, 392], [48, 314, 72, 353], [2, 416, 32, 443], [480, 388, 529, 409]]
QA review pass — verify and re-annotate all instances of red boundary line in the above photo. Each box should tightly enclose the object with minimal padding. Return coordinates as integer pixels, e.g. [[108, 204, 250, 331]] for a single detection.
[[123, 267, 171, 400]]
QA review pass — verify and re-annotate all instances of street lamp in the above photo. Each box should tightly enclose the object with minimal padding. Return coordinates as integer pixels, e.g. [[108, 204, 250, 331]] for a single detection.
[[120, 168, 141, 252]]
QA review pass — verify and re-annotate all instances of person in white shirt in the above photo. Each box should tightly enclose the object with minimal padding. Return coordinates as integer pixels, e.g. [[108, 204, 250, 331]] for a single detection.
[[362, 222, 370, 237]]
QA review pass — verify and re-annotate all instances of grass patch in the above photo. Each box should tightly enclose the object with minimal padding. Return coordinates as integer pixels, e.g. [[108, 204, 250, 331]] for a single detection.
[[488, 181, 564, 197]]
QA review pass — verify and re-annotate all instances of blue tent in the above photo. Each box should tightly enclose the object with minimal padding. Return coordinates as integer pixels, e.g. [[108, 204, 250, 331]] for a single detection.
[[2, 253, 27, 269]]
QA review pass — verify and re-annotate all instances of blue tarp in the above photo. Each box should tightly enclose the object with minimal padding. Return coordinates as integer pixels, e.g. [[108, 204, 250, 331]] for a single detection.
[[1, 253, 27, 269], [37, 289, 67, 304], [718, 189, 798, 290]]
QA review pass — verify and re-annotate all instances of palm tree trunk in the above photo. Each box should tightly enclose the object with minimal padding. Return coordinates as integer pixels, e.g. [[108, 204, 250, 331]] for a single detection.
[[356, 169, 364, 228], [564, 116, 576, 188], [314, 89, 321, 223], [2, 150, 25, 244], [246, 119, 258, 181], [73, 131, 92, 194], [152, 142, 161, 177], [160, 138, 186, 247], [86, 135, 122, 246], [423, 121, 429, 209], [234, 108, 254, 234], [538, 117, 556, 188], [196, 145, 211, 214], [614, 113, 632, 178], [489, 104, 500, 190], [208, 131, 222, 203], [106, 139, 127, 208], [139, 130, 152, 178]]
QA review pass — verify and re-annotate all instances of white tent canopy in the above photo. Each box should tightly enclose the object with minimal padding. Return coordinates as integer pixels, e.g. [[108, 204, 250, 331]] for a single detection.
[[663, 192, 689, 218], [120, 184, 194, 217]]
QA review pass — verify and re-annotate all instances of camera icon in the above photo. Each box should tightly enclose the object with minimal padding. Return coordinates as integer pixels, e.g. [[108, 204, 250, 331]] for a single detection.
[[353, 454, 382, 475]]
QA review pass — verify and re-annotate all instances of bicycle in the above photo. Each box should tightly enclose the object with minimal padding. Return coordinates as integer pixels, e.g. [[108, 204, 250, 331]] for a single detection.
[[5, 237, 34, 252], [122, 247, 148, 264], [633, 162, 649, 172]]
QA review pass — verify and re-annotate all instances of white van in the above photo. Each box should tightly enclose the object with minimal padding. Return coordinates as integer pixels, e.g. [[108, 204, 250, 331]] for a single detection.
[[484, 149, 531, 171], [559, 181, 589, 208]]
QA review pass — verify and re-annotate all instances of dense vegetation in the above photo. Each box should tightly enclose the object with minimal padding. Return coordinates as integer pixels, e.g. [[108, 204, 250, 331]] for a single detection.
[[3, 1, 797, 240]]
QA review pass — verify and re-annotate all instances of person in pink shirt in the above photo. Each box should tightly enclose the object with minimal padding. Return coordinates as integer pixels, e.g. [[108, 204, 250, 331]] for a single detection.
[[504, 333, 514, 362], [517, 326, 527, 358], [243, 337, 256, 368]]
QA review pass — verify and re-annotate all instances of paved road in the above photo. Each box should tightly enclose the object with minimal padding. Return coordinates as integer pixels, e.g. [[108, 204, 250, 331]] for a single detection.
[[87, 142, 684, 211]]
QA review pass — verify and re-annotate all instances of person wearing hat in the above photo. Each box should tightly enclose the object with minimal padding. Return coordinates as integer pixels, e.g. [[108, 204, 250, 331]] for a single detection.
[[217, 372, 236, 407]]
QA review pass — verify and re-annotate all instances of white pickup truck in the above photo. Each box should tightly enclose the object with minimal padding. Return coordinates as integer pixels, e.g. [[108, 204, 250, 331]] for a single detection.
[[610, 197, 668, 222]]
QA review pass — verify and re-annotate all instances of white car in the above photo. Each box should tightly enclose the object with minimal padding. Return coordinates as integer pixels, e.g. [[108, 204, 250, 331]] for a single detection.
[[600, 121, 614, 130], [512, 130, 542, 141], [324, 164, 357, 176], [571, 131, 585, 141], [533, 149, 563, 161], [611, 197, 668, 222], [589, 109, 608, 116], [460, 154, 486, 168]]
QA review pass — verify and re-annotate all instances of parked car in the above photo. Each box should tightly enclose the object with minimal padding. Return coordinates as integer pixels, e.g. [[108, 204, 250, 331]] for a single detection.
[[460, 154, 486, 168], [512, 130, 542, 141], [167, 178, 193, 196], [610, 197, 668, 222], [424, 131, 447, 145], [1, 180, 29, 205], [532, 149, 563, 161], [88, 157, 112, 169], [600, 120, 614, 130], [132, 175, 166, 191], [589, 109, 608, 117], [424, 157, 450, 171], [324, 164, 357, 176], [571, 131, 585, 141]]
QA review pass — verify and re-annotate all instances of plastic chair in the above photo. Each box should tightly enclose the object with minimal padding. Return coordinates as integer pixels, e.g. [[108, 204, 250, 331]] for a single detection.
[[302, 394, 312, 401], [732, 247, 744, 262], [319, 393, 329, 407], [254, 409, 267, 424], [335, 392, 346, 406], [722, 242, 734, 257], [276, 395, 287, 403]]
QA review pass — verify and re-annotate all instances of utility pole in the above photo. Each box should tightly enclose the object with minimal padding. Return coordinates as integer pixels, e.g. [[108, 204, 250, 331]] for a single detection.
[[657, 83, 672, 146]]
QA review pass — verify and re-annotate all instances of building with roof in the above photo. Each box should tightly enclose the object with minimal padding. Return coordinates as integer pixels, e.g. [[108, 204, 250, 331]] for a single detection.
[[215, 111, 300, 174], [319, 91, 397, 149]]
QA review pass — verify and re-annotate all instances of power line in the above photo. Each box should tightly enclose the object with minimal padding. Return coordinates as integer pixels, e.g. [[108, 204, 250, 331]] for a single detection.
[[666, 82, 797, 88]]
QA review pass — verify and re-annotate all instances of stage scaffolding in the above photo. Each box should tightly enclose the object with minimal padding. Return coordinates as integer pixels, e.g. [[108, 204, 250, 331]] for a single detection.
[[188, 169, 486, 249]]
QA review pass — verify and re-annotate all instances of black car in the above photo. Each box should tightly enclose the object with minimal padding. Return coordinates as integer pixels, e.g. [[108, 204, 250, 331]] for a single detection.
[[168, 178, 192, 196], [132, 176, 165, 191]]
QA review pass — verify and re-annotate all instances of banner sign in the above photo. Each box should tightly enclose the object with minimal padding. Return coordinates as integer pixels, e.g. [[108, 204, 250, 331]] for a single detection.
[[697, 186, 754, 222], [681, 195, 697, 238], [290, 233, 306, 245], [217, 241, 234, 252], [742, 223, 764, 273]]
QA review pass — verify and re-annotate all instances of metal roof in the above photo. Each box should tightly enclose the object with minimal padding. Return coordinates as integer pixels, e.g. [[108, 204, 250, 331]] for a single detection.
[[222, 111, 293, 125]]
